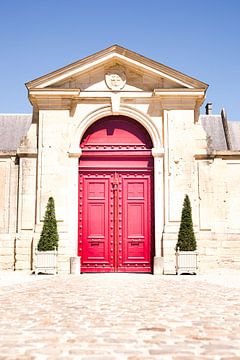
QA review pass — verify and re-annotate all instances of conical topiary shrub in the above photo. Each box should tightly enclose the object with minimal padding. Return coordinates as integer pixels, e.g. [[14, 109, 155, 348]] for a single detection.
[[176, 194, 196, 251], [37, 197, 59, 251]]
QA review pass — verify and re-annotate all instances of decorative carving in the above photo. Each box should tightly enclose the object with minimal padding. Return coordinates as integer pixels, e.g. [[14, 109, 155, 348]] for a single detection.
[[105, 66, 126, 91]]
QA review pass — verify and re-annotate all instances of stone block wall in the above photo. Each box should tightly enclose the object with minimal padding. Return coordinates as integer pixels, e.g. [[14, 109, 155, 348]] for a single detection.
[[0, 156, 18, 270]]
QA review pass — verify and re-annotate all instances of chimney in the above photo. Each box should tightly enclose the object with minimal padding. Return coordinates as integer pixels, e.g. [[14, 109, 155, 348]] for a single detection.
[[205, 102, 212, 115]]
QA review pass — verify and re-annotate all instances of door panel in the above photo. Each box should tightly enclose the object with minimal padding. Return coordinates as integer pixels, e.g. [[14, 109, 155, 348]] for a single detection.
[[127, 203, 144, 235], [120, 174, 152, 272], [80, 174, 114, 272]]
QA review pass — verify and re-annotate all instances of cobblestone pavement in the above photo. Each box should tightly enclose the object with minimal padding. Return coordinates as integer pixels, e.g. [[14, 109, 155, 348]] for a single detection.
[[0, 274, 240, 360]]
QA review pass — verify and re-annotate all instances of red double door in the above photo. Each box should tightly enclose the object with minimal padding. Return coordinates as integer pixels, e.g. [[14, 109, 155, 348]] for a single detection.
[[79, 170, 153, 272], [78, 115, 154, 273]]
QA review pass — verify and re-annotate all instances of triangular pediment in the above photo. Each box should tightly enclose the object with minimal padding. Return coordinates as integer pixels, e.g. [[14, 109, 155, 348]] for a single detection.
[[26, 45, 208, 92], [45, 61, 188, 92]]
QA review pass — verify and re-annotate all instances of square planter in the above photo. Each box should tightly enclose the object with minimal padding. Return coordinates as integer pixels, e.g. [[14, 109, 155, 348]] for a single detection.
[[176, 250, 198, 275], [35, 249, 57, 275]]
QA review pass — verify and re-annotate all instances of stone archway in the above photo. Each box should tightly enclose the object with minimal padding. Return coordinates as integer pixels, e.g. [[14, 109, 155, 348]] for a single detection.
[[69, 105, 164, 275]]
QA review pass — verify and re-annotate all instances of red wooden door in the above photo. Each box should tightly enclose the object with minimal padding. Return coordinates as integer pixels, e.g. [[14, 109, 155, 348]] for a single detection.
[[79, 171, 152, 272], [78, 115, 154, 273]]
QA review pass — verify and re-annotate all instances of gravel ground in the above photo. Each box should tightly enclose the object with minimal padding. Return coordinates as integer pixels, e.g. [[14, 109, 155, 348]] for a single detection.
[[198, 268, 240, 288], [0, 268, 240, 288], [0, 271, 240, 359], [0, 270, 52, 287]]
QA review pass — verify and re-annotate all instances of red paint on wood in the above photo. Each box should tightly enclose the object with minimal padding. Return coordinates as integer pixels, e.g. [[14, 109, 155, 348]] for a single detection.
[[78, 116, 154, 273], [80, 115, 152, 149]]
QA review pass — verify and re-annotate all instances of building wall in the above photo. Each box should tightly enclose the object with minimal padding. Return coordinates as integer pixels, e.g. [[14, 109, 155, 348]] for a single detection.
[[162, 110, 240, 273], [0, 51, 240, 273], [31, 100, 164, 273], [1, 109, 240, 273], [162, 110, 198, 273], [34, 109, 79, 273], [197, 158, 240, 272], [0, 155, 18, 269]]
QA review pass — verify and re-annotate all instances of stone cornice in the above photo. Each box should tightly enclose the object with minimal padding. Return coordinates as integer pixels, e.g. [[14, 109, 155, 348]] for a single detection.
[[152, 147, 165, 157], [68, 148, 83, 158], [0, 150, 37, 158], [28, 88, 80, 110], [195, 150, 240, 159], [154, 88, 206, 111], [28, 87, 206, 112], [154, 88, 206, 96], [17, 148, 38, 157], [0, 151, 16, 157], [29, 88, 80, 97], [32, 88, 197, 99]]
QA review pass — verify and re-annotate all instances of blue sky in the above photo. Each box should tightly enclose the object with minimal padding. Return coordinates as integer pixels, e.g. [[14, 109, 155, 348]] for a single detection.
[[0, 0, 239, 119]]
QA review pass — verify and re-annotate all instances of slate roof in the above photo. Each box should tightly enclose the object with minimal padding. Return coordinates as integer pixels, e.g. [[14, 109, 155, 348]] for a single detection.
[[227, 121, 240, 150], [0, 114, 32, 152], [200, 115, 228, 150], [200, 115, 240, 151]]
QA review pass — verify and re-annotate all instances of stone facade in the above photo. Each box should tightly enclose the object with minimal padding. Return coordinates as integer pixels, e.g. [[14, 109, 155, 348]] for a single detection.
[[0, 45, 240, 274]]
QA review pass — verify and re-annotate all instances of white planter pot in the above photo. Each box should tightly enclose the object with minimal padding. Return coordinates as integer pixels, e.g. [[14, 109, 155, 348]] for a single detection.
[[176, 250, 198, 275], [35, 250, 57, 275]]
